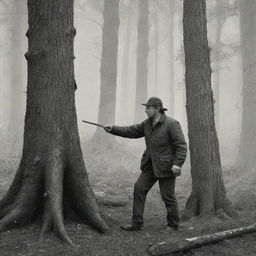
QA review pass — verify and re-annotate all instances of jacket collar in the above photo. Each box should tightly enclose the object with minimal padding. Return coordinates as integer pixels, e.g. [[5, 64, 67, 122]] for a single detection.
[[158, 113, 166, 123], [148, 113, 166, 128]]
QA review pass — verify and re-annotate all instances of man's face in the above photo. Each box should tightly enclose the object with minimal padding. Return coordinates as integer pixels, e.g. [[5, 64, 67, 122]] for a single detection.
[[145, 105, 159, 118]]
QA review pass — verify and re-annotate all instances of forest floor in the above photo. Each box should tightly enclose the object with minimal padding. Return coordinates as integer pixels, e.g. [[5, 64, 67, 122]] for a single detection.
[[1, 139, 256, 256]]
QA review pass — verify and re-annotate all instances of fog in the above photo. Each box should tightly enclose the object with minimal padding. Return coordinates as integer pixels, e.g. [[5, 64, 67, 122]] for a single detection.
[[0, 0, 242, 167], [1, 1, 256, 254]]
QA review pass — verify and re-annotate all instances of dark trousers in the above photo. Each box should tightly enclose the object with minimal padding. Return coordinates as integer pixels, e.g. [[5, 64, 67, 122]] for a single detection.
[[132, 161, 179, 228]]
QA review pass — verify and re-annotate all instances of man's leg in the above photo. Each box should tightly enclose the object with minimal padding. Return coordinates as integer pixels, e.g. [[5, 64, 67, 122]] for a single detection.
[[158, 177, 180, 229], [131, 168, 157, 227]]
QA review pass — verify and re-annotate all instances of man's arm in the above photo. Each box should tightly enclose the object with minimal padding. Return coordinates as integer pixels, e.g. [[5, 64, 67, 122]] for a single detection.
[[168, 120, 187, 168], [104, 121, 145, 139]]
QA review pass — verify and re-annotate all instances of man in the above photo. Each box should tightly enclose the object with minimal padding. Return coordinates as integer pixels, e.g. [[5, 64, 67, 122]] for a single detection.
[[104, 97, 187, 231]]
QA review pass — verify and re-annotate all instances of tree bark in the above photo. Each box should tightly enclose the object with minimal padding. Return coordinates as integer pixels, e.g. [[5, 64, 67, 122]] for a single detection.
[[183, 0, 235, 219], [0, 0, 107, 245], [238, 0, 256, 171], [134, 0, 149, 122], [94, 0, 120, 143]]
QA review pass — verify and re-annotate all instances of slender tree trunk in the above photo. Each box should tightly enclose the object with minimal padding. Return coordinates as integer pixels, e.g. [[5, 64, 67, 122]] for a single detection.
[[94, 0, 120, 143], [238, 0, 256, 171], [134, 0, 149, 122], [153, 8, 159, 96], [181, 62, 187, 124], [168, 0, 175, 116], [213, 0, 224, 133], [119, 2, 133, 123], [178, 12, 186, 123], [8, 0, 25, 137], [0, 0, 107, 245], [183, 0, 235, 219]]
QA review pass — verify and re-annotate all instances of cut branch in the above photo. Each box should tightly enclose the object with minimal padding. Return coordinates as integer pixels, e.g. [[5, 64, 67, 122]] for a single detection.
[[95, 192, 128, 207], [25, 50, 46, 61], [147, 223, 256, 255]]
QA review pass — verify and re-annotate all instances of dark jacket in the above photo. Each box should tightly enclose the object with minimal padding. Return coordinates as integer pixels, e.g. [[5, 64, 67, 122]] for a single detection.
[[110, 113, 187, 178]]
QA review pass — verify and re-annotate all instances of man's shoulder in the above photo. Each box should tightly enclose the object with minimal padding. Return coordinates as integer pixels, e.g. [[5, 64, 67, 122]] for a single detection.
[[141, 118, 150, 125], [132, 118, 149, 129], [165, 115, 179, 125]]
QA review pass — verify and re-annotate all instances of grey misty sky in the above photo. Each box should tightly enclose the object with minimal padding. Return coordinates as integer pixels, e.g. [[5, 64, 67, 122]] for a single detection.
[[0, 0, 241, 166]]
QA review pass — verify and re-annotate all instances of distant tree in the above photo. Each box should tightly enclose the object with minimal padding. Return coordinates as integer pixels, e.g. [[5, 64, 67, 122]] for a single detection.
[[238, 0, 256, 171], [119, 0, 134, 122], [0, 0, 11, 123], [8, 0, 26, 132], [75, 0, 103, 26], [92, 0, 120, 143], [168, 0, 176, 116], [152, 0, 159, 96], [212, 0, 225, 131], [0, 0, 107, 245], [0, 0, 26, 141], [134, 0, 149, 122], [148, 0, 177, 115], [209, 0, 238, 131], [183, 0, 235, 219], [176, 0, 239, 126]]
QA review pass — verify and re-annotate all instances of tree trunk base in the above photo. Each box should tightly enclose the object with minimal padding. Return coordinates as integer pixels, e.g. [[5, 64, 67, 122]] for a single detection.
[[181, 191, 237, 221], [0, 148, 108, 246]]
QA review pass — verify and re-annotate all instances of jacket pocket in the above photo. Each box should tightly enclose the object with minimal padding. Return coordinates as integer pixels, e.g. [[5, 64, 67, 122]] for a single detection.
[[157, 155, 174, 171]]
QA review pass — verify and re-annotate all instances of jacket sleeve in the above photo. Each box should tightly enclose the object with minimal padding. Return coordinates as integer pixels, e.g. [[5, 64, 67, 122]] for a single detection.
[[110, 121, 145, 139], [168, 120, 187, 167]]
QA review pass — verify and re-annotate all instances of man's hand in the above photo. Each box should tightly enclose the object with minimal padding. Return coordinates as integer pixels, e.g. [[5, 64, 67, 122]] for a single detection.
[[171, 165, 181, 177], [104, 125, 112, 133]]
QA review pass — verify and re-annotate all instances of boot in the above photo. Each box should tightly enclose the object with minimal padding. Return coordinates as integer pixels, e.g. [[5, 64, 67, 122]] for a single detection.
[[167, 224, 179, 231], [120, 223, 143, 231]]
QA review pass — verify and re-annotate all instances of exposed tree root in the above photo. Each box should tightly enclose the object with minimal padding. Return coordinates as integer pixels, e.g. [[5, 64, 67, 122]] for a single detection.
[[40, 203, 52, 242], [181, 192, 199, 221], [43, 149, 75, 246], [65, 155, 109, 233], [182, 190, 237, 221], [0, 160, 43, 231], [0, 148, 108, 246]]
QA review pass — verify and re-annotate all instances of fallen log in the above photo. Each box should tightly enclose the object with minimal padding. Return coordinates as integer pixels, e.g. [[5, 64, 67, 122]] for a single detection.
[[95, 191, 128, 207], [147, 223, 256, 255]]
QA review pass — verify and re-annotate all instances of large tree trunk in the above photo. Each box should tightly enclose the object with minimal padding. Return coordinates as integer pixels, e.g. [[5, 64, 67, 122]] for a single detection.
[[134, 0, 149, 122], [238, 0, 256, 171], [8, 0, 25, 139], [168, 0, 175, 116], [94, 0, 120, 143], [182, 0, 235, 219], [0, 0, 107, 245]]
